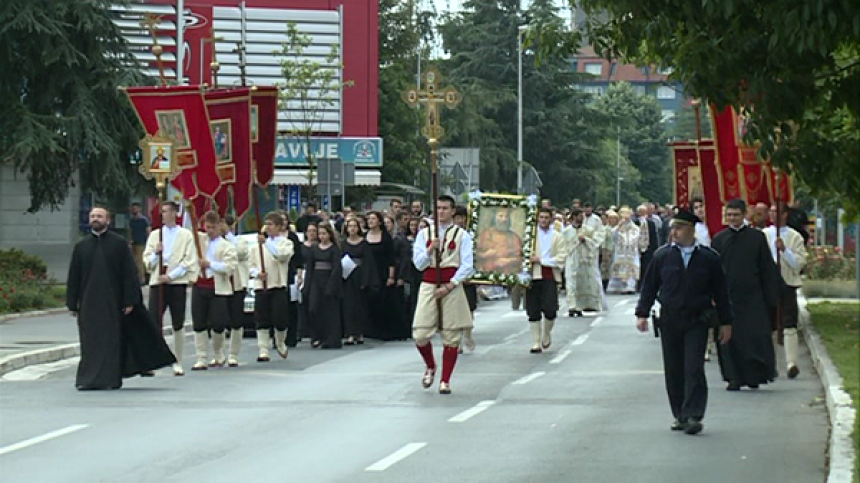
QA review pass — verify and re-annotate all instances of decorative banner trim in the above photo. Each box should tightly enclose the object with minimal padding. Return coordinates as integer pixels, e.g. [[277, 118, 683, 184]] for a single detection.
[[467, 192, 538, 287]]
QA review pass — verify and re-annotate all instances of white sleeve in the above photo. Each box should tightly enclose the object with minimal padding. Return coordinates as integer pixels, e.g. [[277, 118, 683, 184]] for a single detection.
[[413, 228, 431, 271], [452, 232, 474, 282]]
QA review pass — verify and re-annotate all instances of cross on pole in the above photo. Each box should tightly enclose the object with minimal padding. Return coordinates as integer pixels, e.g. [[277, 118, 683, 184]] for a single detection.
[[402, 67, 462, 331], [141, 13, 168, 85]]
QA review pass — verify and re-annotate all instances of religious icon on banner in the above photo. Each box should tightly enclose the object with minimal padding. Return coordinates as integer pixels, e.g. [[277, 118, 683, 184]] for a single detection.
[[138, 131, 179, 186], [468, 192, 538, 286], [155, 110, 191, 149], [211, 120, 232, 163], [250, 105, 259, 142]]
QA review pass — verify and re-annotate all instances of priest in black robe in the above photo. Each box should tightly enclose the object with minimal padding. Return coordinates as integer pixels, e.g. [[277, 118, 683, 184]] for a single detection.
[[66, 207, 175, 390], [711, 199, 782, 390]]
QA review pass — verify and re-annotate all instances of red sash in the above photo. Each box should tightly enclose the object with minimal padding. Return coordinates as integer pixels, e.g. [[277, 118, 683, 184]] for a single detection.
[[422, 267, 458, 284], [196, 276, 215, 289], [541, 267, 554, 281]]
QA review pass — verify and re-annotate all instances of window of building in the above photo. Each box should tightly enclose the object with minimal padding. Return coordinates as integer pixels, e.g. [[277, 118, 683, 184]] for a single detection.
[[634, 85, 647, 96], [584, 63, 603, 76], [581, 85, 604, 96], [609, 62, 617, 78], [661, 110, 676, 123], [657, 86, 676, 99]]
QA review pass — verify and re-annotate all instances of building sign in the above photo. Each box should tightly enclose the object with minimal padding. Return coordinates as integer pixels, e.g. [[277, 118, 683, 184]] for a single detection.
[[274, 136, 383, 167]]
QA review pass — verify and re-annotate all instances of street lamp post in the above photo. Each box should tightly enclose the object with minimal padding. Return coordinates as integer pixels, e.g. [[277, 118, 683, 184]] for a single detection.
[[616, 126, 621, 207], [517, 25, 527, 194]]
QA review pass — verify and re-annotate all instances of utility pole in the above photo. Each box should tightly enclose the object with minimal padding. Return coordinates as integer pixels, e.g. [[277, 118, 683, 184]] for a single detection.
[[616, 126, 621, 207]]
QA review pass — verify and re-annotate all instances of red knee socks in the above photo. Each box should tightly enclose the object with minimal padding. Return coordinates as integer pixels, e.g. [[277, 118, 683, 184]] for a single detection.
[[441, 346, 459, 383], [416, 342, 436, 370]]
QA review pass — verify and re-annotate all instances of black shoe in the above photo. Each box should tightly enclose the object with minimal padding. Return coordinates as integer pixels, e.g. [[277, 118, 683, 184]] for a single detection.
[[788, 365, 800, 379], [574, 310, 583, 317], [684, 419, 703, 435], [671, 419, 687, 431], [568, 310, 576, 317], [140, 371, 155, 377], [747, 383, 759, 389], [727, 381, 741, 391]]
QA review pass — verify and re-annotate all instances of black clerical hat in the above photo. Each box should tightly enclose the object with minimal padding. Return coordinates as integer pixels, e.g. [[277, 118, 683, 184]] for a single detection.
[[671, 207, 701, 226]]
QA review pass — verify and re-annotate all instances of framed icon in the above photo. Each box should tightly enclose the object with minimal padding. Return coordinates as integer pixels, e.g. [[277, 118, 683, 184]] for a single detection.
[[138, 130, 179, 185], [468, 192, 538, 286], [211, 119, 232, 164], [155, 110, 191, 150], [250, 105, 259, 143]]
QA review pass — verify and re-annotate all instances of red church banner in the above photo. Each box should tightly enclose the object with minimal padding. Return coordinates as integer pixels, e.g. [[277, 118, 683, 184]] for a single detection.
[[251, 86, 278, 187], [205, 88, 253, 220], [124, 85, 221, 203]]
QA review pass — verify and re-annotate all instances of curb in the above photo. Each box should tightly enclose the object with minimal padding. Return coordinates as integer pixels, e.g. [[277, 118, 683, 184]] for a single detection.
[[0, 307, 68, 323], [0, 322, 193, 378], [798, 294, 857, 483]]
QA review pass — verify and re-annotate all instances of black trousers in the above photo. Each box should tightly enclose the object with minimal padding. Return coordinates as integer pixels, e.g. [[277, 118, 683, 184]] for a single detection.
[[254, 288, 288, 331], [525, 279, 558, 322], [659, 312, 709, 421], [777, 285, 799, 330], [191, 286, 229, 333], [464, 284, 478, 313], [226, 291, 246, 331], [148, 284, 187, 331]]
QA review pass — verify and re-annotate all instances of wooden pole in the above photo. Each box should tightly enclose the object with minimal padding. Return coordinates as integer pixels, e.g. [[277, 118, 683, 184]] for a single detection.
[[253, 182, 268, 291], [775, 167, 784, 346], [429, 138, 443, 330], [157, 185, 166, 330]]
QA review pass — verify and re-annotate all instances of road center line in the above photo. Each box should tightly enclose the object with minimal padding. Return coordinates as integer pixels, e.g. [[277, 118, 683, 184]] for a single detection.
[[449, 400, 497, 423], [512, 371, 545, 385], [572, 334, 589, 346], [365, 443, 427, 472], [590, 316, 604, 327], [0, 424, 89, 457], [549, 350, 572, 364]]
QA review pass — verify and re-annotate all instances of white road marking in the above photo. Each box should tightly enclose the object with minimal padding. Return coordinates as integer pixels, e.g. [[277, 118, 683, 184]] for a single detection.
[[0, 424, 89, 456], [502, 311, 522, 319], [448, 400, 497, 423], [1, 357, 80, 381], [365, 443, 427, 472], [512, 371, 545, 385], [613, 300, 629, 308], [549, 350, 573, 365], [572, 334, 589, 346], [590, 316, 604, 327], [624, 308, 636, 315]]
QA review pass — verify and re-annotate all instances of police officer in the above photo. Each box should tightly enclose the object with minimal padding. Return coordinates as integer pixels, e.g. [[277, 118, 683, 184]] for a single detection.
[[634, 208, 733, 435]]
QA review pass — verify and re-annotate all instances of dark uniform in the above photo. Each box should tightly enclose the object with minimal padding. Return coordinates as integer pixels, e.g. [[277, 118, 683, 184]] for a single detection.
[[635, 210, 733, 432]]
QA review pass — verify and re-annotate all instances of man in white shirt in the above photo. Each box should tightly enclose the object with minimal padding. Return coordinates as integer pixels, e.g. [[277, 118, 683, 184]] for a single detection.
[[222, 214, 250, 367], [763, 202, 807, 379], [526, 208, 567, 353], [412, 195, 475, 395], [143, 201, 198, 376]]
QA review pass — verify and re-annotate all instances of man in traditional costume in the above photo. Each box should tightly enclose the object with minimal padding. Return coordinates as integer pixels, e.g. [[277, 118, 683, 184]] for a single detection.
[[68, 207, 175, 390], [563, 208, 603, 316], [191, 211, 237, 370], [223, 214, 249, 367], [607, 207, 641, 294], [249, 212, 294, 362], [143, 201, 198, 376], [412, 195, 475, 395], [526, 207, 566, 353], [764, 202, 807, 379], [636, 208, 733, 435], [712, 199, 782, 390]]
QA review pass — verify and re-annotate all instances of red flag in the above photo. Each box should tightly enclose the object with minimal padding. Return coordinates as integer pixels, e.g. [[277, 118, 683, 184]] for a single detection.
[[251, 86, 278, 187], [124, 86, 221, 202], [205, 88, 253, 220]]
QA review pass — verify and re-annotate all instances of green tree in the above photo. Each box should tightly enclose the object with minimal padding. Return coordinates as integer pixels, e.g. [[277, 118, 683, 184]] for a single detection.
[[0, 0, 147, 212], [275, 23, 353, 201], [533, 0, 860, 216], [595, 82, 672, 203]]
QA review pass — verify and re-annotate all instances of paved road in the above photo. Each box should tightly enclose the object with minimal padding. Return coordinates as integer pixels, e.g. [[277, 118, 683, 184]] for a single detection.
[[0, 294, 828, 482]]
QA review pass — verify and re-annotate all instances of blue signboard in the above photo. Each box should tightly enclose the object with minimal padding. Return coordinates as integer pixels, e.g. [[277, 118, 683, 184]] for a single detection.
[[286, 185, 301, 214], [274, 136, 383, 167], [322, 195, 330, 211]]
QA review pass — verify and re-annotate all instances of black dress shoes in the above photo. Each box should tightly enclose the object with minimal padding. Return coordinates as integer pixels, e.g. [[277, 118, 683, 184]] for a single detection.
[[684, 419, 703, 435], [671, 419, 687, 431], [726, 381, 741, 391]]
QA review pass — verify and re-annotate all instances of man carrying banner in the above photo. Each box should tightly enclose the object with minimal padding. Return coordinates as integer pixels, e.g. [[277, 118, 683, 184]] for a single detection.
[[191, 211, 237, 370], [527, 207, 566, 353], [249, 212, 294, 362], [223, 214, 250, 367], [412, 195, 475, 394], [143, 201, 199, 376]]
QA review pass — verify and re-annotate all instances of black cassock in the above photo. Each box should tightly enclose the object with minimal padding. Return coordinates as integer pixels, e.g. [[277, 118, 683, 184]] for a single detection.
[[304, 244, 344, 348], [711, 226, 782, 386], [67, 231, 175, 389]]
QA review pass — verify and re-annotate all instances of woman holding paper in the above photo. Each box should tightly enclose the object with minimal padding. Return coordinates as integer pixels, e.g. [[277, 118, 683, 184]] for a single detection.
[[304, 223, 343, 349], [341, 218, 379, 345]]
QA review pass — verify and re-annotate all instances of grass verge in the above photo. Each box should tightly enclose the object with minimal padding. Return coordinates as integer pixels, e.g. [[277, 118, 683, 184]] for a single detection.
[[807, 301, 860, 481]]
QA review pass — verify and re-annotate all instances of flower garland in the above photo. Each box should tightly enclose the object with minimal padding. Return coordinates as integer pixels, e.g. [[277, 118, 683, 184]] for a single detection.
[[467, 191, 538, 287]]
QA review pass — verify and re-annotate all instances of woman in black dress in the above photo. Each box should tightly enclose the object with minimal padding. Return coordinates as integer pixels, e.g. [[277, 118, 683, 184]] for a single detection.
[[304, 223, 343, 349], [401, 217, 423, 326], [365, 211, 396, 340], [341, 217, 378, 345], [386, 214, 410, 339], [298, 223, 318, 345]]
